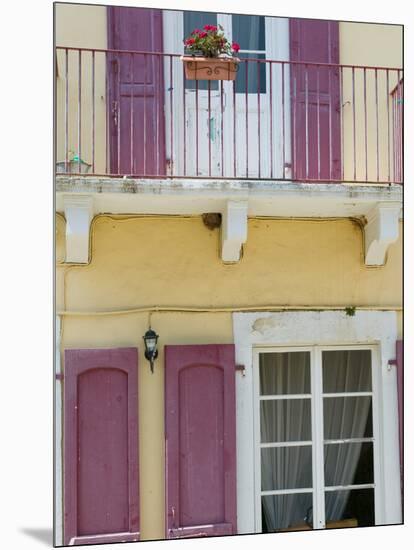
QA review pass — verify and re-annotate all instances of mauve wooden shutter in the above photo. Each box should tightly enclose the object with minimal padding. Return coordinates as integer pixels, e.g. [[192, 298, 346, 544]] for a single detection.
[[165, 344, 237, 538], [396, 340, 403, 493], [107, 7, 166, 176], [289, 19, 341, 181], [64, 348, 139, 545]]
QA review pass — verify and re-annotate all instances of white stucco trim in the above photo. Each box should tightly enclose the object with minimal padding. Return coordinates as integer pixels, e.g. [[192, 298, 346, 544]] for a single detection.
[[222, 200, 248, 262], [54, 315, 63, 546], [364, 202, 401, 266], [232, 310, 401, 534], [56, 178, 402, 220], [63, 194, 94, 264]]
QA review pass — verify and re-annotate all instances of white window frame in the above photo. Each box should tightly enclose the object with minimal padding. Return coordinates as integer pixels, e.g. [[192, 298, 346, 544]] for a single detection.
[[253, 344, 381, 532], [232, 310, 401, 534]]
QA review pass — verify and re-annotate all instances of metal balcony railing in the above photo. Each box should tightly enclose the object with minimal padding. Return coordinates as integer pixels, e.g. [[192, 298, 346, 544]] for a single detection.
[[55, 47, 403, 183]]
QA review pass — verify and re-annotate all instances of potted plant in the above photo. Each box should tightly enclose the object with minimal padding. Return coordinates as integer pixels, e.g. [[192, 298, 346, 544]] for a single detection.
[[56, 151, 91, 174], [181, 24, 240, 81]]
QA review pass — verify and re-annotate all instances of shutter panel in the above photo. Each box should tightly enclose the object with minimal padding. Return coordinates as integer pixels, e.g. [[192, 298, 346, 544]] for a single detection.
[[165, 344, 237, 538], [107, 7, 166, 176], [289, 19, 341, 181], [64, 348, 139, 545], [396, 340, 403, 492]]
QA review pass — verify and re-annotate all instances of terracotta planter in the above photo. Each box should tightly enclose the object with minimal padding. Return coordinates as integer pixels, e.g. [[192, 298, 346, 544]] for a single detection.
[[181, 56, 239, 81]]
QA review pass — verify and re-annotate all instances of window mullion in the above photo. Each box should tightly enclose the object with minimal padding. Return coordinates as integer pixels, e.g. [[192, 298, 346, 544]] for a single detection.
[[311, 347, 326, 529]]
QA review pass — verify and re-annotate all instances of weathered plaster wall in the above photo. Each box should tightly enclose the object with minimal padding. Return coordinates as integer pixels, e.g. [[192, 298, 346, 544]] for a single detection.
[[339, 22, 403, 182], [55, 215, 402, 540], [55, 3, 107, 172], [60, 216, 402, 310], [340, 22, 402, 69]]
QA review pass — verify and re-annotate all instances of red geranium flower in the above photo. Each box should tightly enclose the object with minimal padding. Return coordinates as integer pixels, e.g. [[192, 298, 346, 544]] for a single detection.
[[198, 31, 208, 38], [203, 24, 217, 31], [185, 37, 196, 46], [191, 28, 201, 35], [231, 41, 240, 53]]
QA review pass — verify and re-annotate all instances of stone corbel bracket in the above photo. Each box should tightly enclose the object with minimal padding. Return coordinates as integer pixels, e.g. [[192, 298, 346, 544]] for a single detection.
[[364, 202, 401, 266], [63, 194, 94, 264], [221, 200, 248, 263]]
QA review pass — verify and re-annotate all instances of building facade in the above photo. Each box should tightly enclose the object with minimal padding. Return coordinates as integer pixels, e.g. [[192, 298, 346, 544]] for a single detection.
[[54, 3, 403, 546]]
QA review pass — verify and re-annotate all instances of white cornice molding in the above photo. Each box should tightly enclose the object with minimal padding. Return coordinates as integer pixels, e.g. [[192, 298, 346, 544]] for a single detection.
[[364, 202, 401, 266], [56, 178, 402, 219], [221, 200, 248, 262], [63, 194, 94, 264]]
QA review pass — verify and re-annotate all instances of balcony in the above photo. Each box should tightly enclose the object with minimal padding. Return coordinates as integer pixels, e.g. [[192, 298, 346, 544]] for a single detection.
[[55, 47, 403, 184], [56, 47, 402, 265]]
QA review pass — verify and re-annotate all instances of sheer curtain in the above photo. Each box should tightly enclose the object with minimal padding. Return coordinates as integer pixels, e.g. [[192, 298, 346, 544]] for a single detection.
[[260, 350, 372, 530], [260, 352, 311, 530], [323, 350, 372, 521]]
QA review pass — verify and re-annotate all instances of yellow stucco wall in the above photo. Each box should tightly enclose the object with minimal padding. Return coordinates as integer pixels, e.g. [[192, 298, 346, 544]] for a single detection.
[[55, 3, 107, 172], [56, 214, 402, 540], [339, 22, 402, 69], [339, 22, 403, 182], [60, 216, 402, 311]]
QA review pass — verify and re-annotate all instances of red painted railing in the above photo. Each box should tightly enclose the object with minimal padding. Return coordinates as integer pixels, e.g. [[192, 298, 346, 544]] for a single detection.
[[391, 79, 403, 184], [55, 47, 403, 183]]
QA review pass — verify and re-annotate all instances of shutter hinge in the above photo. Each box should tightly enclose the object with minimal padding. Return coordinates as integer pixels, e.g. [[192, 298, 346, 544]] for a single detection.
[[235, 364, 246, 376], [387, 358, 397, 371], [55, 373, 64, 381]]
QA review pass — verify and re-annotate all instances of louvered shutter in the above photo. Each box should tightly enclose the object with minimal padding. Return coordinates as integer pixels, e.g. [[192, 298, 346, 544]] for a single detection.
[[289, 18, 341, 181], [107, 7, 166, 175]]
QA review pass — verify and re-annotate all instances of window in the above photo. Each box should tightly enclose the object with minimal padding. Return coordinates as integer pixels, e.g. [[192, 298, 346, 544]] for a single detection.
[[232, 14, 266, 94], [255, 347, 377, 532]]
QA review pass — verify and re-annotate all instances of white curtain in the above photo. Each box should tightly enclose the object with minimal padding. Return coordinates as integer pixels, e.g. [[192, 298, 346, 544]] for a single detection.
[[260, 352, 312, 530], [323, 350, 372, 522], [260, 350, 372, 531]]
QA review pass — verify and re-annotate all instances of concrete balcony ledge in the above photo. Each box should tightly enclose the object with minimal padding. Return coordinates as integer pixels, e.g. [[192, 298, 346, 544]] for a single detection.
[[56, 176, 402, 219], [56, 176, 402, 265]]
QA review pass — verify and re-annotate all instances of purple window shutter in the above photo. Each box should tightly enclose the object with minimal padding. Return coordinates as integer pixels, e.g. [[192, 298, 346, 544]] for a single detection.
[[165, 344, 237, 538], [289, 19, 341, 181], [396, 340, 403, 492], [64, 348, 139, 545], [107, 7, 166, 176]]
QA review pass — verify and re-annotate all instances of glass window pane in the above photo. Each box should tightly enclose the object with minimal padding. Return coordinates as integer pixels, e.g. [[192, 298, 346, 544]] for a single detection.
[[260, 399, 312, 443], [261, 446, 313, 490], [235, 54, 266, 94], [324, 397, 373, 439], [262, 493, 313, 532], [232, 14, 265, 51], [325, 488, 375, 528], [184, 11, 218, 91], [259, 352, 311, 395], [322, 350, 372, 393], [184, 11, 217, 35], [324, 442, 374, 486]]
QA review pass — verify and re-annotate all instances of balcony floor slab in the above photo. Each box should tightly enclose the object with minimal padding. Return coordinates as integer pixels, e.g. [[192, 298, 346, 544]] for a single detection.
[[56, 176, 402, 220]]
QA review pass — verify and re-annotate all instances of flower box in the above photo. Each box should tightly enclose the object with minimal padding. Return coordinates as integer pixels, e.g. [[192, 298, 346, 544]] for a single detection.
[[181, 56, 239, 81]]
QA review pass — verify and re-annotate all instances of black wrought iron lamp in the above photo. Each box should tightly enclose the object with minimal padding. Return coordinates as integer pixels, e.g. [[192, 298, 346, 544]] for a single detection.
[[143, 327, 159, 373]]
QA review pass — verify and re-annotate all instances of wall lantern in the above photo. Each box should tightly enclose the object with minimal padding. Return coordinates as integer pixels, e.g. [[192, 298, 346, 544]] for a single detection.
[[143, 328, 159, 373]]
